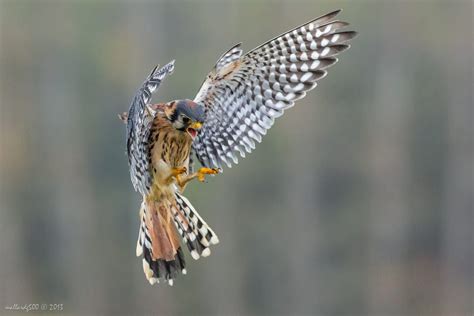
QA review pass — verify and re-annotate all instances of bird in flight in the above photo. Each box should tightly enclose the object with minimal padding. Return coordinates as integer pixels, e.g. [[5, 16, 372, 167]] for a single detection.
[[122, 9, 356, 285]]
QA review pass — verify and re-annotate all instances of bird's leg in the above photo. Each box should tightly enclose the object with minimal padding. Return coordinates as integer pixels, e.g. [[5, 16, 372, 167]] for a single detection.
[[166, 167, 187, 185], [175, 167, 220, 192]]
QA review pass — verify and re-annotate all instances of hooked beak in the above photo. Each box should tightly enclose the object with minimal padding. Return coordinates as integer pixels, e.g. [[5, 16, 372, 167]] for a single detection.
[[186, 121, 202, 139]]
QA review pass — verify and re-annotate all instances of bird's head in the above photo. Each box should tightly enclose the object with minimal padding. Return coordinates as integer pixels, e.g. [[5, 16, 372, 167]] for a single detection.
[[164, 99, 206, 139]]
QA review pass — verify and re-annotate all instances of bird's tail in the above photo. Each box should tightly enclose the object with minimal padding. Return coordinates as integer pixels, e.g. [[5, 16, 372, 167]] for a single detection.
[[173, 190, 219, 260], [136, 192, 219, 285]]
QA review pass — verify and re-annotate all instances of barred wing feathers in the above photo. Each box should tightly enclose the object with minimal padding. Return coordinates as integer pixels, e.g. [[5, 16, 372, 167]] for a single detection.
[[126, 61, 175, 195], [193, 10, 356, 169]]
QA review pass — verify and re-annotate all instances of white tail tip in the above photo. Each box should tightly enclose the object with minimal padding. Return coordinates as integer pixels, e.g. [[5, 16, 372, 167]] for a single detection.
[[142, 259, 153, 279], [202, 247, 211, 257], [210, 235, 220, 245], [191, 250, 200, 260], [136, 242, 143, 257]]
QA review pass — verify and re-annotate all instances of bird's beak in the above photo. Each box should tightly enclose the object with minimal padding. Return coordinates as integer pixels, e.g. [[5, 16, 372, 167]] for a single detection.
[[189, 122, 202, 130], [186, 121, 202, 139]]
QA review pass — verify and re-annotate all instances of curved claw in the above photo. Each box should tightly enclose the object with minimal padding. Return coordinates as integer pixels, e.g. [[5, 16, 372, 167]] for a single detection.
[[171, 166, 187, 177]]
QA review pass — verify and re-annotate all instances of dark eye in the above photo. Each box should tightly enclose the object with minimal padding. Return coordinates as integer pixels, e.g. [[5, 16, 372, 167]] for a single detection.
[[182, 116, 190, 124]]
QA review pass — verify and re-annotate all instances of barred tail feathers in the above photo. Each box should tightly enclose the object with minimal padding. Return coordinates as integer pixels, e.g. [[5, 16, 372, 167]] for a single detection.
[[135, 193, 219, 285], [136, 200, 186, 286], [173, 191, 219, 260]]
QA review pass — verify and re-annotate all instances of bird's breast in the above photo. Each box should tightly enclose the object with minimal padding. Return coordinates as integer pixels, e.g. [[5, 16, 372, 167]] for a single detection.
[[149, 121, 192, 184]]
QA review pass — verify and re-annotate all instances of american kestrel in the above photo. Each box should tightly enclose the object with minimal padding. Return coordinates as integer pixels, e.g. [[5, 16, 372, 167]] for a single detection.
[[122, 10, 356, 285]]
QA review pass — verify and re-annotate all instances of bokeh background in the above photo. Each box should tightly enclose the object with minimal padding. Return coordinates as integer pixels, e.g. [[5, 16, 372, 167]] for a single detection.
[[0, 1, 472, 315]]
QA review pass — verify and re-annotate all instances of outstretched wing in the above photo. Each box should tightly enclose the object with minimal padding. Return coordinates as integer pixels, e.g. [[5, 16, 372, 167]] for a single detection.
[[126, 61, 175, 195], [192, 10, 356, 169]]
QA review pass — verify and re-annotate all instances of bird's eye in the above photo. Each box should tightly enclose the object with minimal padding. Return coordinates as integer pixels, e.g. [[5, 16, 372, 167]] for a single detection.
[[182, 116, 190, 124]]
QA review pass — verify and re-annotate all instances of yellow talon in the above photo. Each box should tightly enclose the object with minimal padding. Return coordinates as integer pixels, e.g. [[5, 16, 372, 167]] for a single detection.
[[171, 166, 187, 177], [166, 167, 188, 186], [197, 167, 219, 182]]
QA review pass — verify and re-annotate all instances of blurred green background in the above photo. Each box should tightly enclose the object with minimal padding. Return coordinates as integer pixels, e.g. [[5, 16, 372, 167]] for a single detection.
[[0, 1, 472, 315]]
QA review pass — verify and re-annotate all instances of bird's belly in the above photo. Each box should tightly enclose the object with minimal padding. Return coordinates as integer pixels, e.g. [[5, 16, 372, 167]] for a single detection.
[[154, 158, 173, 181], [151, 159, 176, 198], [150, 138, 190, 195]]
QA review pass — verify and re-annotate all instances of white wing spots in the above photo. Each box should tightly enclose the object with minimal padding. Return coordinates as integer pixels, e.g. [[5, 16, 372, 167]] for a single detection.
[[267, 108, 281, 117], [275, 92, 285, 101], [283, 84, 293, 93], [287, 37, 295, 47], [311, 51, 320, 59], [248, 130, 261, 142], [269, 72, 276, 82], [243, 136, 256, 149], [262, 80, 270, 90], [311, 60, 320, 69], [264, 89, 273, 98], [252, 123, 266, 135], [279, 64, 287, 73], [148, 84, 157, 93], [253, 85, 261, 95], [293, 83, 304, 92], [300, 72, 313, 82], [192, 10, 355, 171], [286, 92, 296, 101]]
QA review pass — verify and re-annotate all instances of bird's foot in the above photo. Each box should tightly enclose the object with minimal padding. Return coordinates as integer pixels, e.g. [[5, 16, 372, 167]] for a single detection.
[[166, 167, 187, 185], [197, 167, 220, 182], [174, 167, 220, 192], [170, 166, 187, 177]]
